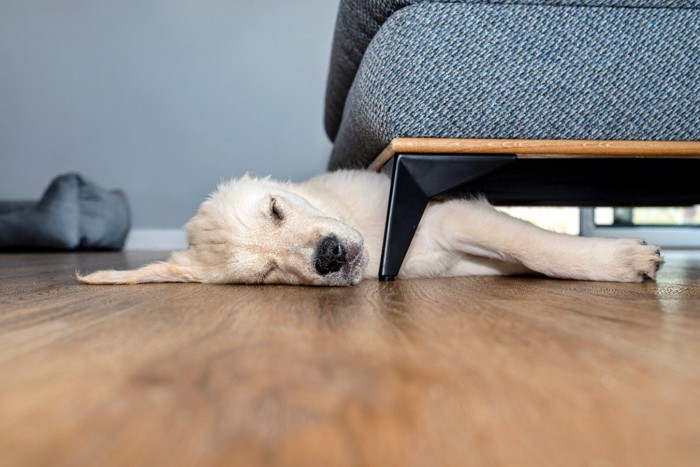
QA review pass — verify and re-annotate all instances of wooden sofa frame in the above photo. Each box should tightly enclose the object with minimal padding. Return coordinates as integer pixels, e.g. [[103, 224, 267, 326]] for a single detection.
[[370, 138, 700, 280]]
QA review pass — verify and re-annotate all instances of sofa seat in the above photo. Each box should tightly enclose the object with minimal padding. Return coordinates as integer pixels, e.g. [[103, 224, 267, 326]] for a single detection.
[[324, 0, 700, 169]]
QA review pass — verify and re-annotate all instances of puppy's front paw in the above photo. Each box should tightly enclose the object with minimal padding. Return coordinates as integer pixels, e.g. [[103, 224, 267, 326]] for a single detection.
[[611, 239, 663, 282]]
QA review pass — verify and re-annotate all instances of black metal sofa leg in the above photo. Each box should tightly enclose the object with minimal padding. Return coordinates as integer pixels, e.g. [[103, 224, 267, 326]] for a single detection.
[[378, 153, 516, 281]]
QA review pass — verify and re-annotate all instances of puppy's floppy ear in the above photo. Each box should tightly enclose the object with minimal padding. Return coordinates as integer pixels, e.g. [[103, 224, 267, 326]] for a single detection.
[[77, 256, 199, 285]]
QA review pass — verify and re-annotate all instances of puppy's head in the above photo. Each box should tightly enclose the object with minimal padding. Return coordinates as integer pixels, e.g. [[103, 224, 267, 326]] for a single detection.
[[78, 175, 368, 286]]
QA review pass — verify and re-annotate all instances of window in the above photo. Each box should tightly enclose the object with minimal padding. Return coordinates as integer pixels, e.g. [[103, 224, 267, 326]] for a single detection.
[[580, 207, 700, 247]]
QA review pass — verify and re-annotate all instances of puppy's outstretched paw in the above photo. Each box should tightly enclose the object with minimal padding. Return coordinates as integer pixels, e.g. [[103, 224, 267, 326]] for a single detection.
[[613, 239, 664, 282]]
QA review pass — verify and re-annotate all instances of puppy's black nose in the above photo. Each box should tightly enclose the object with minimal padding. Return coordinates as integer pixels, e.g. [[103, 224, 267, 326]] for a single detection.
[[315, 235, 347, 275]]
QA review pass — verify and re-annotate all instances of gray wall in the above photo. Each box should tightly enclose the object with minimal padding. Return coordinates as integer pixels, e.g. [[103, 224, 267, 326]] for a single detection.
[[0, 0, 340, 229]]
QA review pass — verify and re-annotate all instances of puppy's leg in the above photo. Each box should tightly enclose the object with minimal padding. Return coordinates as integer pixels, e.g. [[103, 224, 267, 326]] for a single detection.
[[412, 198, 662, 282]]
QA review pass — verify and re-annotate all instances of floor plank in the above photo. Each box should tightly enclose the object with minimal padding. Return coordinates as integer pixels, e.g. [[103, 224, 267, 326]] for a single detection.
[[1, 251, 699, 466]]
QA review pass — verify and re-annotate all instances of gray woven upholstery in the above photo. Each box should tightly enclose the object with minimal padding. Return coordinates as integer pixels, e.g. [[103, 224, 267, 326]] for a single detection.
[[325, 0, 700, 169]]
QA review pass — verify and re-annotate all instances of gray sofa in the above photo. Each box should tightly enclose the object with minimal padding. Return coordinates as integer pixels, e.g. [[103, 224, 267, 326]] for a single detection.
[[323, 0, 700, 279], [325, 0, 700, 170]]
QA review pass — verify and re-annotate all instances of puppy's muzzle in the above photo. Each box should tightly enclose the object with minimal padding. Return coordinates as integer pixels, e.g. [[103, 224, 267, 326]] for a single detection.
[[314, 235, 347, 275]]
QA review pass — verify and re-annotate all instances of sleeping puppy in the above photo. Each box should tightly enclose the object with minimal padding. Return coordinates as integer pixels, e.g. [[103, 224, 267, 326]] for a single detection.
[[78, 170, 663, 286]]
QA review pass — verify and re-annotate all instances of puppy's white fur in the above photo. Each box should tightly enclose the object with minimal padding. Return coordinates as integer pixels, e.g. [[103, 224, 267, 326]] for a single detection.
[[78, 170, 663, 286]]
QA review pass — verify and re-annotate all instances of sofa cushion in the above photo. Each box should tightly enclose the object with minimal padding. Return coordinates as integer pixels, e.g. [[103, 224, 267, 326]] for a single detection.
[[326, 1, 700, 169], [325, 0, 700, 142]]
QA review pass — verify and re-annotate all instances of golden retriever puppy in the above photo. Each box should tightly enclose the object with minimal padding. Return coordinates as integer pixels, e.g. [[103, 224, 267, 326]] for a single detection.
[[78, 170, 663, 286]]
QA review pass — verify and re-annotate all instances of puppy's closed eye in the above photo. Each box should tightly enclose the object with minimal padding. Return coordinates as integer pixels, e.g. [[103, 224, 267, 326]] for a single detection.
[[270, 197, 284, 221]]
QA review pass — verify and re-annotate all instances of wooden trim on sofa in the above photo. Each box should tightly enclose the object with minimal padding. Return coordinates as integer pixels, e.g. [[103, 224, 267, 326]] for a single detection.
[[370, 138, 700, 171]]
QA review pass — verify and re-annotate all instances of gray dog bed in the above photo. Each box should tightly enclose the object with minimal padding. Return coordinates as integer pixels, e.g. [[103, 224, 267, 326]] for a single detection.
[[0, 173, 130, 251]]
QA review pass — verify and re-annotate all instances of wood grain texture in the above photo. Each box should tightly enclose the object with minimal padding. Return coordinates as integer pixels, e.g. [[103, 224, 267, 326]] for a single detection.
[[1, 251, 700, 466], [370, 138, 700, 171]]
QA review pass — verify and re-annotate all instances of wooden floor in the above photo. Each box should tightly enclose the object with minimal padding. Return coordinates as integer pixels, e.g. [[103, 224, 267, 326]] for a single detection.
[[1, 251, 699, 466]]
